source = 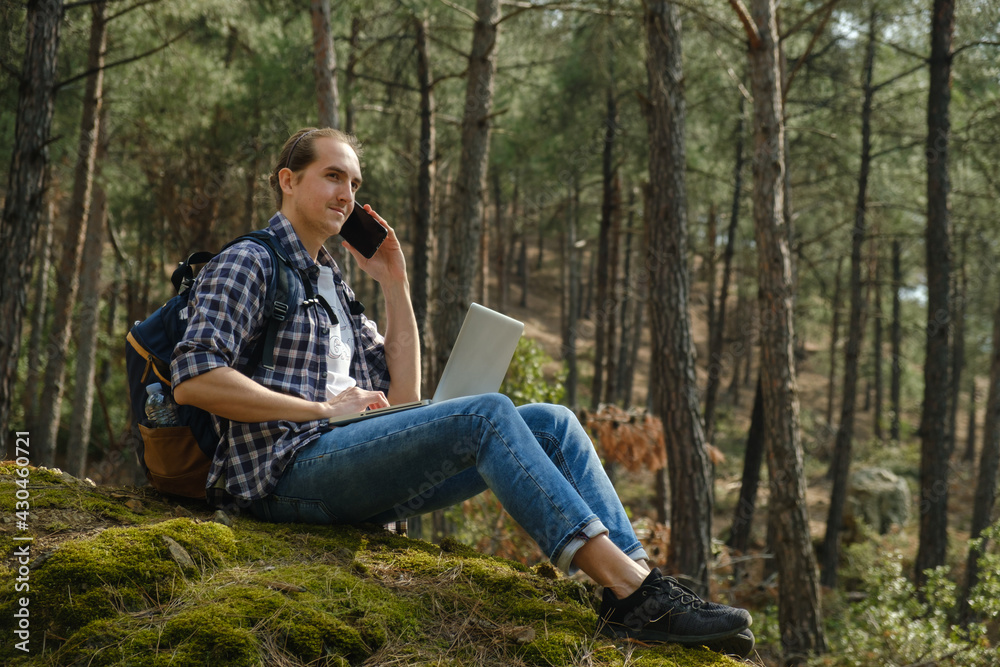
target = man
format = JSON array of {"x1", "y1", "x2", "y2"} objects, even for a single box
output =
[{"x1": 171, "y1": 128, "x2": 754, "y2": 657}]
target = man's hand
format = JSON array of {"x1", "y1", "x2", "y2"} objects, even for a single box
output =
[
  {"x1": 344, "y1": 205, "x2": 407, "y2": 286},
  {"x1": 323, "y1": 386, "x2": 390, "y2": 416}
]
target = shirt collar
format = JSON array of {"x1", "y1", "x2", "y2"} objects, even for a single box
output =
[{"x1": 267, "y1": 211, "x2": 337, "y2": 273}]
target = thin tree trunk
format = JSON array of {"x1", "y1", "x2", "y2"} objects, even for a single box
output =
[
  {"x1": 36, "y1": 1, "x2": 105, "y2": 466},
  {"x1": 706, "y1": 98, "x2": 745, "y2": 442},
  {"x1": 821, "y1": 7, "x2": 876, "y2": 589},
  {"x1": 68, "y1": 95, "x2": 110, "y2": 478},
  {"x1": 518, "y1": 233, "x2": 529, "y2": 308},
  {"x1": 728, "y1": 376, "x2": 764, "y2": 586},
  {"x1": 0, "y1": 0, "x2": 63, "y2": 456},
  {"x1": 310, "y1": 0, "x2": 340, "y2": 129},
  {"x1": 437, "y1": 0, "x2": 500, "y2": 371},
  {"x1": 604, "y1": 176, "x2": 622, "y2": 404},
  {"x1": 413, "y1": 12, "x2": 437, "y2": 396},
  {"x1": 915, "y1": 0, "x2": 955, "y2": 590},
  {"x1": 957, "y1": 298, "x2": 1000, "y2": 623},
  {"x1": 948, "y1": 234, "x2": 967, "y2": 455},
  {"x1": 743, "y1": 0, "x2": 826, "y2": 657},
  {"x1": 827, "y1": 257, "x2": 844, "y2": 425},
  {"x1": 965, "y1": 376, "x2": 978, "y2": 462},
  {"x1": 891, "y1": 240, "x2": 903, "y2": 442},
  {"x1": 873, "y1": 244, "x2": 884, "y2": 440},
  {"x1": 563, "y1": 181, "x2": 580, "y2": 410},
  {"x1": 591, "y1": 78, "x2": 618, "y2": 411},
  {"x1": 493, "y1": 170, "x2": 509, "y2": 313},
  {"x1": 616, "y1": 188, "x2": 636, "y2": 405},
  {"x1": 22, "y1": 194, "x2": 55, "y2": 434},
  {"x1": 345, "y1": 17, "x2": 360, "y2": 134},
  {"x1": 644, "y1": 0, "x2": 712, "y2": 596}
]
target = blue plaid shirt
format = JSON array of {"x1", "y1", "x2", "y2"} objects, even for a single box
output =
[{"x1": 171, "y1": 212, "x2": 391, "y2": 506}]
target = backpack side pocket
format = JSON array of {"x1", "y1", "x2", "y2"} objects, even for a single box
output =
[{"x1": 138, "y1": 424, "x2": 211, "y2": 499}]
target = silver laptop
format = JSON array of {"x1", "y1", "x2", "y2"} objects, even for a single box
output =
[{"x1": 327, "y1": 303, "x2": 524, "y2": 426}]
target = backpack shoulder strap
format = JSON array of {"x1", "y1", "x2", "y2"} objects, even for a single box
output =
[{"x1": 223, "y1": 231, "x2": 302, "y2": 372}]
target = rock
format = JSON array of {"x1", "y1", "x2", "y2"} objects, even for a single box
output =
[
  {"x1": 211, "y1": 509, "x2": 233, "y2": 526},
  {"x1": 846, "y1": 467, "x2": 911, "y2": 535},
  {"x1": 161, "y1": 535, "x2": 196, "y2": 571}
]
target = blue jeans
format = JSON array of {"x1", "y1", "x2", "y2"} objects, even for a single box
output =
[{"x1": 250, "y1": 393, "x2": 647, "y2": 572}]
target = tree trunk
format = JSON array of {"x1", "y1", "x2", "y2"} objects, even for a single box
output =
[
  {"x1": 873, "y1": 244, "x2": 884, "y2": 440},
  {"x1": 22, "y1": 194, "x2": 55, "y2": 434},
  {"x1": 615, "y1": 188, "x2": 637, "y2": 405},
  {"x1": 957, "y1": 298, "x2": 1000, "y2": 624},
  {"x1": 948, "y1": 235, "x2": 967, "y2": 455},
  {"x1": 891, "y1": 240, "x2": 903, "y2": 442},
  {"x1": 436, "y1": 0, "x2": 500, "y2": 370},
  {"x1": 826, "y1": 257, "x2": 844, "y2": 425},
  {"x1": 915, "y1": 0, "x2": 955, "y2": 590},
  {"x1": 0, "y1": 0, "x2": 63, "y2": 456},
  {"x1": 310, "y1": 0, "x2": 340, "y2": 129},
  {"x1": 413, "y1": 13, "x2": 437, "y2": 396},
  {"x1": 68, "y1": 98, "x2": 110, "y2": 478},
  {"x1": 345, "y1": 17, "x2": 360, "y2": 134},
  {"x1": 644, "y1": 0, "x2": 712, "y2": 596},
  {"x1": 728, "y1": 375, "x2": 764, "y2": 584},
  {"x1": 604, "y1": 176, "x2": 622, "y2": 404},
  {"x1": 591, "y1": 79, "x2": 619, "y2": 411},
  {"x1": 744, "y1": 0, "x2": 826, "y2": 658},
  {"x1": 493, "y1": 171, "x2": 509, "y2": 313},
  {"x1": 965, "y1": 375, "x2": 978, "y2": 462},
  {"x1": 36, "y1": 0, "x2": 105, "y2": 466},
  {"x1": 821, "y1": 8, "x2": 876, "y2": 589},
  {"x1": 562, "y1": 181, "x2": 580, "y2": 410},
  {"x1": 706, "y1": 98, "x2": 745, "y2": 442}
]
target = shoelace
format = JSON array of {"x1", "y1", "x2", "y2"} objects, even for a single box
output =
[{"x1": 657, "y1": 576, "x2": 704, "y2": 609}]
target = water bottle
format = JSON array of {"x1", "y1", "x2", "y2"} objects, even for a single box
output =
[{"x1": 145, "y1": 383, "x2": 179, "y2": 426}]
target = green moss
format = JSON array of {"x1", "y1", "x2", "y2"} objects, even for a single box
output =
[{"x1": 0, "y1": 470, "x2": 747, "y2": 667}]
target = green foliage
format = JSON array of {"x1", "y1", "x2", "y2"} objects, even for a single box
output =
[
  {"x1": 808, "y1": 535, "x2": 1000, "y2": 667},
  {"x1": 501, "y1": 337, "x2": 566, "y2": 406}
]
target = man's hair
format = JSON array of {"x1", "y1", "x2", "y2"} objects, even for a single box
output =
[{"x1": 269, "y1": 127, "x2": 364, "y2": 208}]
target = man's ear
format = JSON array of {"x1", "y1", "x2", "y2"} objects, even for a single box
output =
[{"x1": 278, "y1": 167, "x2": 295, "y2": 196}]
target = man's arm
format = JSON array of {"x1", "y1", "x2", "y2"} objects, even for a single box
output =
[
  {"x1": 345, "y1": 205, "x2": 421, "y2": 404},
  {"x1": 173, "y1": 368, "x2": 388, "y2": 422}
]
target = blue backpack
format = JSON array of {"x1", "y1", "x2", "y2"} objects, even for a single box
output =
[{"x1": 125, "y1": 231, "x2": 302, "y2": 499}]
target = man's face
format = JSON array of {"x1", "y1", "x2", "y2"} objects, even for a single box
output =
[{"x1": 282, "y1": 136, "x2": 363, "y2": 240}]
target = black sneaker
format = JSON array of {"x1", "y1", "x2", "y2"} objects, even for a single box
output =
[
  {"x1": 693, "y1": 628, "x2": 755, "y2": 659},
  {"x1": 597, "y1": 568, "x2": 752, "y2": 645}
]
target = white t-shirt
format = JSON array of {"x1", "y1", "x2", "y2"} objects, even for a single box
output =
[{"x1": 317, "y1": 266, "x2": 357, "y2": 397}]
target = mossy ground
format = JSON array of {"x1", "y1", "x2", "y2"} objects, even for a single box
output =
[{"x1": 1, "y1": 464, "x2": 751, "y2": 666}]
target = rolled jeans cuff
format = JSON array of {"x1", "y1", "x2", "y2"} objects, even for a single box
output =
[{"x1": 554, "y1": 518, "x2": 610, "y2": 574}]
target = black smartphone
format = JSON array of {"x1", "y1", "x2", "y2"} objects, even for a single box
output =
[{"x1": 339, "y1": 205, "x2": 388, "y2": 259}]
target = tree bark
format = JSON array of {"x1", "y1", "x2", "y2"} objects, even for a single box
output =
[
  {"x1": 436, "y1": 0, "x2": 500, "y2": 371},
  {"x1": 591, "y1": 78, "x2": 619, "y2": 410},
  {"x1": 37, "y1": 0, "x2": 105, "y2": 466},
  {"x1": 705, "y1": 97, "x2": 745, "y2": 443},
  {"x1": 22, "y1": 194, "x2": 55, "y2": 434},
  {"x1": 873, "y1": 243, "x2": 884, "y2": 440},
  {"x1": 948, "y1": 235, "x2": 967, "y2": 455},
  {"x1": 821, "y1": 8, "x2": 876, "y2": 589},
  {"x1": 891, "y1": 240, "x2": 903, "y2": 442},
  {"x1": 413, "y1": 12, "x2": 437, "y2": 396},
  {"x1": 826, "y1": 256, "x2": 844, "y2": 425},
  {"x1": 310, "y1": 0, "x2": 340, "y2": 129},
  {"x1": 562, "y1": 181, "x2": 580, "y2": 410},
  {"x1": 0, "y1": 0, "x2": 63, "y2": 457},
  {"x1": 744, "y1": 0, "x2": 827, "y2": 658},
  {"x1": 965, "y1": 375, "x2": 978, "y2": 462},
  {"x1": 68, "y1": 93, "x2": 110, "y2": 477},
  {"x1": 915, "y1": 0, "x2": 955, "y2": 590},
  {"x1": 644, "y1": 0, "x2": 712, "y2": 596},
  {"x1": 957, "y1": 297, "x2": 1000, "y2": 623},
  {"x1": 728, "y1": 375, "x2": 764, "y2": 584}
]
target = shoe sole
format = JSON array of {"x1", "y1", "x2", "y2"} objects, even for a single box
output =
[
  {"x1": 685, "y1": 629, "x2": 755, "y2": 659},
  {"x1": 598, "y1": 618, "x2": 751, "y2": 645}
]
